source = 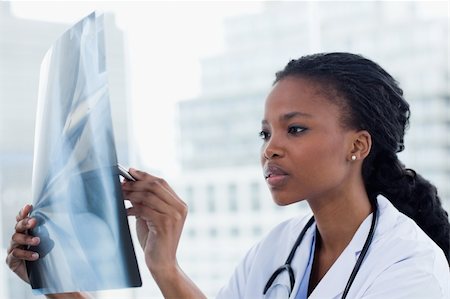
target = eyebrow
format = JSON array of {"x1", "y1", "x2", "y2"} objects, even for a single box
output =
[{"x1": 261, "y1": 111, "x2": 313, "y2": 125}]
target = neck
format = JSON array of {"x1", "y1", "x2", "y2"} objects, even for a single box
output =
[{"x1": 307, "y1": 186, "x2": 373, "y2": 254}]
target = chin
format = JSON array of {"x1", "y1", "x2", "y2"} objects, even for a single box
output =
[
  {"x1": 274, "y1": 200, "x2": 291, "y2": 206},
  {"x1": 271, "y1": 193, "x2": 304, "y2": 206}
]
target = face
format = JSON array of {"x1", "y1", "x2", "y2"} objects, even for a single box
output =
[{"x1": 260, "y1": 77, "x2": 356, "y2": 206}]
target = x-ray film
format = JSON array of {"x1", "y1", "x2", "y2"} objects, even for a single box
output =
[{"x1": 26, "y1": 12, "x2": 142, "y2": 295}]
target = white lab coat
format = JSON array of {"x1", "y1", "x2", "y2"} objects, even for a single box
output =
[{"x1": 216, "y1": 196, "x2": 450, "y2": 299}]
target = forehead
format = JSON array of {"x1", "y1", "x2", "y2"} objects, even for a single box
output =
[{"x1": 264, "y1": 77, "x2": 342, "y2": 122}]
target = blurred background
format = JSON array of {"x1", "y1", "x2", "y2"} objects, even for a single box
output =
[{"x1": 0, "y1": 1, "x2": 448, "y2": 298}]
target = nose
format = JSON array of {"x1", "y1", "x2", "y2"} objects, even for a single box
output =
[{"x1": 262, "y1": 136, "x2": 284, "y2": 160}]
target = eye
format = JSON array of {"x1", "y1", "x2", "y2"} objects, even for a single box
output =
[
  {"x1": 288, "y1": 126, "x2": 307, "y2": 135},
  {"x1": 259, "y1": 130, "x2": 270, "y2": 141}
]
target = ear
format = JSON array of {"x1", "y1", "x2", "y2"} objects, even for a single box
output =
[{"x1": 348, "y1": 130, "x2": 372, "y2": 161}]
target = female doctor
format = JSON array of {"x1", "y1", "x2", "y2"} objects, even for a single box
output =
[{"x1": 7, "y1": 53, "x2": 450, "y2": 299}]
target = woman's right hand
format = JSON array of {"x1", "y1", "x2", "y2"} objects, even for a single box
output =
[{"x1": 5, "y1": 204, "x2": 40, "y2": 283}]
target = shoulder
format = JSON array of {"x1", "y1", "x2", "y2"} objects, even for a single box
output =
[
  {"x1": 234, "y1": 213, "x2": 313, "y2": 266},
  {"x1": 256, "y1": 213, "x2": 313, "y2": 255},
  {"x1": 264, "y1": 213, "x2": 313, "y2": 240},
  {"x1": 215, "y1": 213, "x2": 312, "y2": 299},
  {"x1": 374, "y1": 195, "x2": 447, "y2": 264},
  {"x1": 357, "y1": 196, "x2": 449, "y2": 298}
]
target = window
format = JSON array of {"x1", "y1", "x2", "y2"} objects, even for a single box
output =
[
  {"x1": 206, "y1": 184, "x2": 216, "y2": 213},
  {"x1": 252, "y1": 225, "x2": 262, "y2": 236},
  {"x1": 250, "y1": 182, "x2": 261, "y2": 211},
  {"x1": 209, "y1": 227, "x2": 218, "y2": 238},
  {"x1": 228, "y1": 183, "x2": 238, "y2": 212},
  {"x1": 188, "y1": 228, "x2": 197, "y2": 238},
  {"x1": 230, "y1": 226, "x2": 240, "y2": 237},
  {"x1": 185, "y1": 186, "x2": 194, "y2": 213}
]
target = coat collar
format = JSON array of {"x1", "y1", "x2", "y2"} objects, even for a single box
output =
[
  {"x1": 264, "y1": 221, "x2": 317, "y2": 299},
  {"x1": 289, "y1": 224, "x2": 316, "y2": 298},
  {"x1": 307, "y1": 211, "x2": 374, "y2": 299},
  {"x1": 307, "y1": 196, "x2": 396, "y2": 298},
  {"x1": 293, "y1": 195, "x2": 395, "y2": 299},
  {"x1": 267, "y1": 196, "x2": 395, "y2": 299}
]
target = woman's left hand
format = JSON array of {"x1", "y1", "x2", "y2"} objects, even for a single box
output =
[{"x1": 121, "y1": 169, "x2": 188, "y2": 276}]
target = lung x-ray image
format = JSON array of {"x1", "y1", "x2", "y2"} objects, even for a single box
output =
[{"x1": 26, "y1": 12, "x2": 142, "y2": 295}]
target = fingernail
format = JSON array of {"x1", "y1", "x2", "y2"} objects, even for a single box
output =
[
  {"x1": 32, "y1": 237, "x2": 40, "y2": 244},
  {"x1": 32, "y1": 253, "x2": 39, "y2": 259}
]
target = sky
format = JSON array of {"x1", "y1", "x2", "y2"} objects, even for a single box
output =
[{"x1": 10, "y1": 1, "x2": 263, "y2": 176}]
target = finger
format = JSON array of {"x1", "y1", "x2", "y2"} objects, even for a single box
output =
[
  {"x1": 128, "y1": 168, "x2": 150, "y2": 181},
  {"x1": 11, "y1": 234, "x2": 40, "y2": 248},
  {"x1": 124, "y1": 191, "x2": 172, "y2": 214},
  {"x1": 14, "y1": 217, "x2": 37, "y2": 233},
  {"x1": 123, "y1": 179, "x2": 183, "y2": 208},
  {"x1": 124, "y1": 170, "x2": 187, "y2": 212},
  {"x1": 126, "y1": 205, "x2": 164, "y2": 222},
  {"x1": 7, "y1": 234, "x2": 40, "y2": 255},
  {"x1": 7, "y1": 248, "x2": 39, "y2": 262},
  {"x1": 127, "y1": 201, "x2": 186, "y2": 224},
  {"x1": 16, "y1": 204, "x2": 32, "y2": 222},
  {"x1": 128, "y1": 169, "x2": 177, "y2": 197}
]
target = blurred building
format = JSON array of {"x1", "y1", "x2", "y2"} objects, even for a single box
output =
[
  {"x1": 1, "y1": 2, "x2": 448, "y2": 299},
  {"x1": 177, "y1": 2, "x2": 449, "y2": 297},
  {"x1": 0, "y1": 3, "x2": 131, "y2": 298}
]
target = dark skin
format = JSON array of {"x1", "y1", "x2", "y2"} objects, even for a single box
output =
[
  {"x1": 6, "y1": 171, "x2": 206, "y2": 299},
  {"x1": 261, "y1": 77, "x2": 372, "y2": 293},
  {"x1": 6, "y1": 204, "x2": 89, "y2": 299},
  {"x1": 7, "y1": 76, "x2": 372, "y2": 298},
  {"x1": 6, "y1": 173, "x2": 204, "y2": 299}
]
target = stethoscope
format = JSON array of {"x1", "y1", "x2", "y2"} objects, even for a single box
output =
[{"x1": 263, "y1": 200, "x2": 378, "y2": 298}]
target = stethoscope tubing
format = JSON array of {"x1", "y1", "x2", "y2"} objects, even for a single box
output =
[
  {"x1": 341, "y1": 201, "x2": 378, "y2": 298},
  {"x1": 263, "y1": 200, "x2": 378, "y2": 298},
  {"x1": 263, "y1": 217, "x2": 315, "y2": 295}
]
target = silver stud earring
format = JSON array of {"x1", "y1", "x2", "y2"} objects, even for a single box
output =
[{"x1": 351, "y1": 155, "x2": 357, "y2": 161}]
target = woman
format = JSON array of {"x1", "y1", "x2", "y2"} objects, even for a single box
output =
[{"x1": 6, "y1": 53, "x2": 450, "y2": 298}]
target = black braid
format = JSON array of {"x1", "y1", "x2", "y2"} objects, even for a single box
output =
[{"x1": 275, "y1": 52, "x2": 450, "y2": 262}]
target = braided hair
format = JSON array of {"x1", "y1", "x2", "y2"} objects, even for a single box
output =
[{"x1": 275, "y1": 52, "x2": 450, "y2": 262}]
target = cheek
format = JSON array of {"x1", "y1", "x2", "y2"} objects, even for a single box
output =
[
  {"x1": 314, "y1": 139, "x2": 349, "y2": 183},
  {"x1": 294, "y1": 136, "x2": 348, "y2": 184}
]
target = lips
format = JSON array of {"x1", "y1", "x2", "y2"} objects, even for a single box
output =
[{"x1": 264, "y1": 164, "x2": 289, "y2": 188}]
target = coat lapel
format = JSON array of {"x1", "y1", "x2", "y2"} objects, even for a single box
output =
[
  {"x1": 288, "y1": 225, "x2": 316, "y2": 298},
  {"x1": 263, "y1": 217, "x2": 317, "y2": 299},
  {"x1": 308, "y1": 213, "x2": 374, "y2": 299}
]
